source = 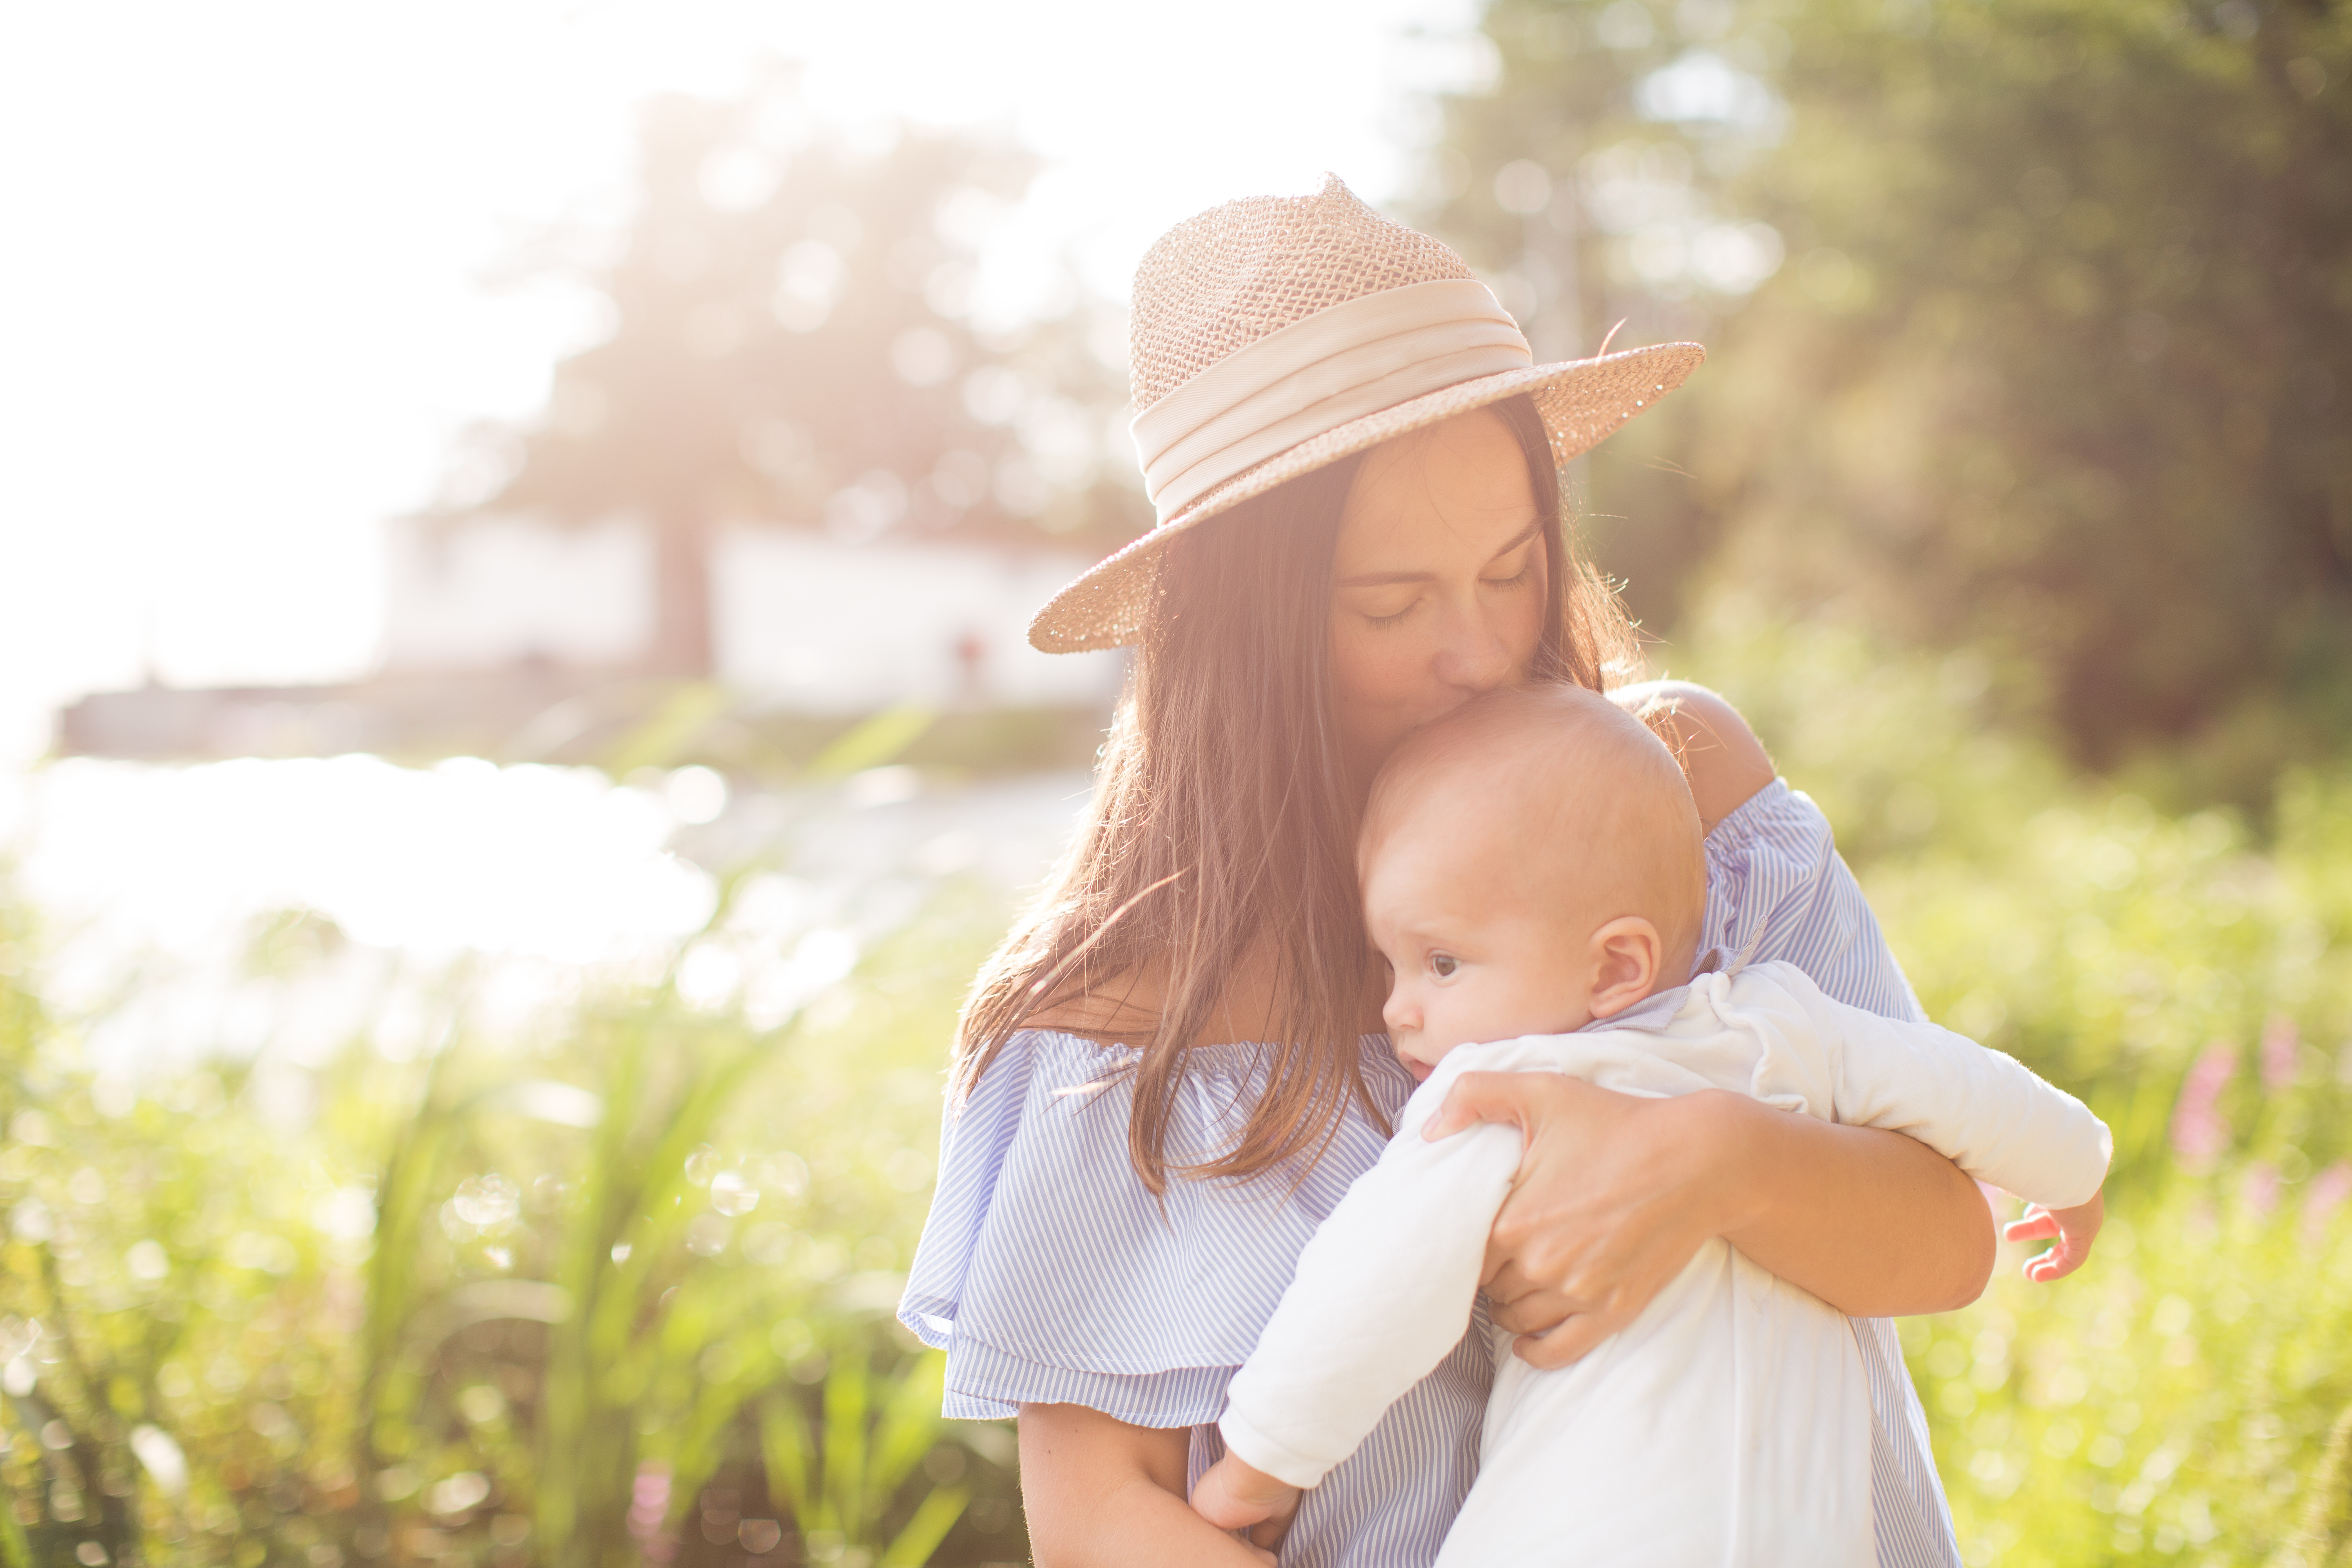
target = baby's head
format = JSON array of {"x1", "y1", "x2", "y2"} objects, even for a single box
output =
[{"x1": 1360, "y1": 684, "x2": 1706, "y2": 1079}]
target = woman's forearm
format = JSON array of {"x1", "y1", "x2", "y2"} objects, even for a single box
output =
[
  {"x1": 1705, "y1": 1090, "x2": 1996, "y2": 1316},
  {"x1": 1020, "y1": 1403, "x2": 1274, "y2": 1568}
]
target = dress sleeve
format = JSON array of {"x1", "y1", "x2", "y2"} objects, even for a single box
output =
[
  {"x1": 898, "y1": 1028, "x2": 1403, "y2": 1427},
  {"x1": 1703, "y1": 780, "x2": 1926, "y2": 1024}
]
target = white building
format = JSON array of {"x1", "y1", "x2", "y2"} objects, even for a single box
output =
[{"x1": 383, "y1": 514, "x2": 1125, "y2": 710}]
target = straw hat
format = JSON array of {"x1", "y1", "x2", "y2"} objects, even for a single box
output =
[{"x1": 1028, "y1": 174, "x2": 1706, "y2": 654}]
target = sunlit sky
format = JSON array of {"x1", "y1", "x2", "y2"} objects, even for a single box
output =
[{"x1": 0, "y1": 0, "x2": 1484, "y2": 765}]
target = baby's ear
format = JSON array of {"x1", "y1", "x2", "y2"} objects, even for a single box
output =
[{"x1": 1586, "y1": 917, "x2": 1664, "y2": 1019}]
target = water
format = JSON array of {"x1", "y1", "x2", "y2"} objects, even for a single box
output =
[{"x1": 3, "y1": 755, "x2": 1091, "y2": 1075}]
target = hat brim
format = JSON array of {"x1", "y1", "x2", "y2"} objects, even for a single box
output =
[{"x1": 1028, "y1": 340, "x2": 1706, "y2": 653}]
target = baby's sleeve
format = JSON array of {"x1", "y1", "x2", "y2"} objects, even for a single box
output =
[
  {"x1": 1742, "y1": 964, "x2": 2111, "y2": 1209},
  {"x1": 1217, "y1": 1062, "x2": 1525, "y2": 1489}
]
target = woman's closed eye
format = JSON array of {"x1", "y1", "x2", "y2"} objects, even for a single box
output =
[{"x1": 1481, "y1": 540, "x2": 1540, "y2": 591}]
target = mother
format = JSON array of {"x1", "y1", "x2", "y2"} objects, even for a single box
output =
[{"x1": 900, "y1": 178, "x2": 1989, "y2": 1567}]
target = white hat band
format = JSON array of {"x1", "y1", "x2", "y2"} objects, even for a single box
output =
[{"x1": 1130, "y1": 278, "x2": 1532, "y2": 521}]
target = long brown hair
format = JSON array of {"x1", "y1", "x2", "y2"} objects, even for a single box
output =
[{"x1": 952, "y1": 395, "x2": 1641, "y2": 1190}]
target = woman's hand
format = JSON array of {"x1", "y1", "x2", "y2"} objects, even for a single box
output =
[
  {"x1": 1424, "y1": 1075, "x2": 1996, "y2": 1367},
  {"x1": 1019, "y1": 1403, "x2": 1286, "y2": 1568},
  {"x1": 2005, "y1": 1189, "x2": 2104, "y2": 1281},
  {"x1": 1423, "y1": 1074, "x2": 1742, "y2": 1367}
]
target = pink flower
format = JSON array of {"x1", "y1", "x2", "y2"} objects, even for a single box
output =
[
  {"x1": 2304, "y1": 1161, "x2": 2352, "y2": 1244},
  {"x1": 2169, "y1": 1042, "x2": 2238, "y2": 1172},
  {"x1": 2242, "y1": 1161, "x2": 2279, "y2": 1216},
  {"x1": 629, "y1": 1462, "x2": 672, "y2": 1541},
  {"x1": 2262, "y1": 1014, "x2": 2300, "y2": 1091}
]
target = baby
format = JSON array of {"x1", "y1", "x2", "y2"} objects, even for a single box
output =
[{"x1": 1189, "y1": 684, "x2": 2110, "y2": 1566}]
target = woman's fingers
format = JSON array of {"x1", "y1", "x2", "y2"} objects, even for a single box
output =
[
  {"x1": 1513, "y1": 1308, "x2": 1631, "y2": 1370},
  {"x1": 1483, "y1": 1262, "x2": 1619, "y2": 1339},
  {"x1": 1483, "y1": 1279, "x2": 1572, "y2": 1337},
  {"x1": 1448, "y1": 1074, "x2": 1736, "y2": 1369}
]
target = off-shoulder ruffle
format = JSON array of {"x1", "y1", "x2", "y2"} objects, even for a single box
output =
[
  {"x1": 900, "y1": 1028, "x2": 1419, "y2": 1423},
  {"x1": 1702, "y1": 779, "x2": 1926, "y2": 1023}
]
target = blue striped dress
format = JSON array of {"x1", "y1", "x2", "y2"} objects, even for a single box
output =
[{"x1": 900, "y1": 779, "x2": 1963, "y2": 1568}]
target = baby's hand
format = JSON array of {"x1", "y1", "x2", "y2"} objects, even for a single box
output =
[
  {"x1": 2004, "y1": 1189, "x2": 2104, "y2": 1282},
  {"x1": 1192, "y1": 1452, "x2": 1301, "y2": 1537}
]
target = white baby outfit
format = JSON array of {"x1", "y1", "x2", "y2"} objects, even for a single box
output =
[{"x1": 1215, "y1": 958, "x2": 2111, "y2": 1568}]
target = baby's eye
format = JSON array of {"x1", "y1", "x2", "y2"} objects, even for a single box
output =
[{"x1": 1429, "y1": 953, "x2": 1460, "y2": 979}]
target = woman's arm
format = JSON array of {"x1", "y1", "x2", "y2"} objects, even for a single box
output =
[
  {"x1": 1019, "y1": 1403, "x2": 1284, "y2": 1568},
  {"x1": 1424, "y1": 1076, "x2": 1993, "y2": 1366}
]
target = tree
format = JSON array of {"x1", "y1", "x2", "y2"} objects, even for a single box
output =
[
  {"x1": 463, "y1": 70, "x2": 1143, "y2": 678},
  {"x1": 1427, "y1": 0, "x2": 2351, "y2": 782}
]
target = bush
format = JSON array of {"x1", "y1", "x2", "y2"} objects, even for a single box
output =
[
  {"x1": 0, "y1": 846, "x2": 1029, "y2": 1567},
  {"x1": 1674, "y1": 603, "x2": 2352, "y2": 1564}
]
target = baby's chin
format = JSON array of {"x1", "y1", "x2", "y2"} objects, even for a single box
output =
[
  {"x1": 1399, "y1": 1041, "x2": 1479, "y2": 1081},
  {"x1": 1400, "y1": 1021, "x2": 1574, "y2": 1078}
]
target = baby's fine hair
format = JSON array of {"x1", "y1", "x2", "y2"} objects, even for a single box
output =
[{"x1": 1363, "y1": 683, "x2": 1707, "y2": 970}]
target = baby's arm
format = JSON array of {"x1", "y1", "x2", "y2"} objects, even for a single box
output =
[
  {"x1": 1749, "y1": 966, "x2": 2110, "y2": 1242},
  {"x1": 2002, "y1": 1192, "x2": 2105, "y2": 1281},
  {"x1": 1191, "y1": 1451, "x2": 1300, "y2": 1535},
  {"x1": 1197, "y1": 1065, "x2": 1525, "y2": 1518}
]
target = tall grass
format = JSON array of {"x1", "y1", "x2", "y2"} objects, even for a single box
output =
[
  {"x1": 0, "y1": 842, "x2": 1028, "y2": 1566},
  {"x1": 4, "y1": 610, "x2": 2352, "y2": 1564}
]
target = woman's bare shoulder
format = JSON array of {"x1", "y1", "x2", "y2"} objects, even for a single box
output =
[
  {"x1": 1020, "y1": 964, "x2": 1165, "y2": 1042},
  {"x1": 1018, "y1": 943, "x2": 1323, "y2": 1045},
  {"x1": 1610, "y1": 679, "x2": 1777, "y2": 833}
]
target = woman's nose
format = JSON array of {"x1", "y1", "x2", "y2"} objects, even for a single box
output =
[{"x1": 1430, "y1": 603, "x2": 1516, "y2": 692}]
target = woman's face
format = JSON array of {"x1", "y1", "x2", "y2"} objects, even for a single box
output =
[{"x1": 1327, "y1": 408, "x2": 1547, "y2": 787}]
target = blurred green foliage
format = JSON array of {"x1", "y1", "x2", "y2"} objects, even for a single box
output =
[
  {"x1": 1904, "y1": 1171, "x2": 2352, "y2": 1566},
  {"x1": 0, "y1": 864, "x2": 1028, "y2": 1567},
  {"x1": 9, "y1": 609, "x2": 2352, "y2": 1564},
  {"x1": 1429, "y1": 0, "x2": 2350, "y2": 797},
  {"x1": 1671, "y1": 605, "x2": 2352, "y2": 1566}
]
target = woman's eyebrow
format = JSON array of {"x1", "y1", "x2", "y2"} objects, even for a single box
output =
[
  {"x1": 1335, "y1": 521, "x2": 1544, "y2": 588},
  {"x1": 1486, "y1": 520, "x2": 1545, "y2": 562}
]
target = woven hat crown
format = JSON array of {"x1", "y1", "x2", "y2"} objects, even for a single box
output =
[
  {"x1": 1028, "y1": 176, "x2": 1703, "y2": 655},
  {"x1": 1129, "y1": 174, "x2": 1480, "y2": 413}
]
